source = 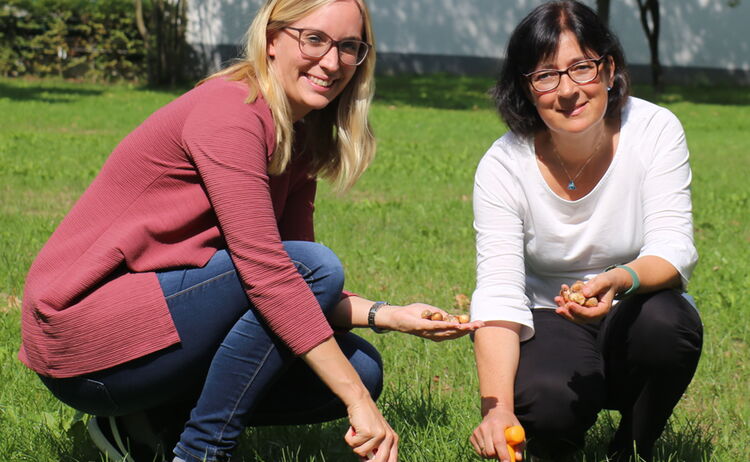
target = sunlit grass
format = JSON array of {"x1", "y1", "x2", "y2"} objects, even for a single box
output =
[{"x1": 1, "y1": 76, "x2": 748, "y2": 461}]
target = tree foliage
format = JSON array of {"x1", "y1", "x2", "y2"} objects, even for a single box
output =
[
  {"x1": 0, "y1": 0, "x2": 146, "y2": 81},
  {"x1": 134, "y1": 0, "x2": 189, "y2": 86},
  {"x1": 0, "y1": 0, "x2": 189, "y2": 84}
]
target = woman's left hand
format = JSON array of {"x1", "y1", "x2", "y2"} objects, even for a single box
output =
[
  {"x1": 377, "y1": 303, "x2": 484, "y2": 341},
  {"x1": 554, "y1": 272, "x2": 620, "y2": 323}
]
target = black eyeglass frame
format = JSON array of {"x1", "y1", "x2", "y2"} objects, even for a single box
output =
[
  {"x1": 523, "y1": 56, "x2": 607, "y2": 93},
  {"x1": 283, "y1": 26, "x2": 371, "y2": 66}
]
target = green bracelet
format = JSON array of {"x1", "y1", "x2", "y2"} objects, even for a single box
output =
[{"x1": 605, "y1": 264, "x2": 640, "y2": 299}]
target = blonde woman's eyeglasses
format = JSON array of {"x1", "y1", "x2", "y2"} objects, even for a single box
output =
[{"x1": 284, "y1": 27, "x2": 371, "y2": 66}]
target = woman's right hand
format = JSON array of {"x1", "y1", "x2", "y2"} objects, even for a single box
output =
[
  {"x1": 470, "y1": 407, "x2": 524, "y2": 461},
  {"x1": 300, "y1": 337, "x2": 397, "y2": 461},
  {"x1": 378, "y1": 303, "x2": 484, "y2": 341},
  {"x1": 344, "y1": 396, "x2": 398, "y2": 461},
  {"x1": 554, "y1": 272, "x2": 620, "y2": 323}
]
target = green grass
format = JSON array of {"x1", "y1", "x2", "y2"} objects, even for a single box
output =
[{"x1": 1, "y1": 75, "x2": 748, "y2": 462}]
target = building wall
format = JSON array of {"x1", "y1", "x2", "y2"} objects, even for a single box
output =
[{"x1": 187, "y1": 0, "x2": 750, "y2": 84}]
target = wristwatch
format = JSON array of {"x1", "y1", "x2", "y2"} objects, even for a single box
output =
[{"x1": 367, "y1": 301, "x2": 389, "y2": 333}]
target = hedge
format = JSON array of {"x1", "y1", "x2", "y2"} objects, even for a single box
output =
[{"x1": 1, "y1": 0, "x2": 147, "y2": 81}]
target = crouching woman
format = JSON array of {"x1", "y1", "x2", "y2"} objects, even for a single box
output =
[{"x1": 18, "y1": 1, "x2": 481, "y2": 461}]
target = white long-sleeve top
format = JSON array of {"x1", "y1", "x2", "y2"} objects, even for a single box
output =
[{"x1": 470, "y1": 97, "x2": 698, "y2": 341}]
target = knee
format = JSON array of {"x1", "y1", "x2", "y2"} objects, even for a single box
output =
[
  {"x1": 283, "y1": 241, "x2": 345, "y2": 314},
  {"x1": 516, "y1": 373, "x2": 603, "y2": 438},
  {"x1": 629, "y1": 291, "x2": 703, "y2": 368},
  {"x1": 359, "y1": 357, "x2": 384, "y2": 402},
  {"x1": 339, "y1": 333, "x2": 383, "y2": 401},
  {"x1": 311, "y1": 244, "x2": 345, "y2": 315},
  {"x1": 356, "y1": 344, "x2": 384, "y2": 402}
]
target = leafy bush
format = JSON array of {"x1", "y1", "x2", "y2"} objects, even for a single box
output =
[{"x1": 0, "y1": 0, "x2": 146, "y2": 81}]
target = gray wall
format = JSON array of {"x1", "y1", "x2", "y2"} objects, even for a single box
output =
[{"x1": 187, "y1": 0, "x2": 750, "y2": 84}]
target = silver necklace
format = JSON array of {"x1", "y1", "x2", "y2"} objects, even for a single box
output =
[{"x1": 549, "y1": 132, "x2": 605, "y2": 191}]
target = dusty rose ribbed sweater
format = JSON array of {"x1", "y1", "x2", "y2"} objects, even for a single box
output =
[{"x1": 19, "y1": 78, "x2": 334, "y2": 378}]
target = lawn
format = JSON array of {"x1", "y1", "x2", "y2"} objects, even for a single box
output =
[{"x1": 0, "y1": 75, "x2": 748, "y2": 462}]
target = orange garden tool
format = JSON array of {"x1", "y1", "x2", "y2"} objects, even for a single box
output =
[{"x1": 505, "y1": 425, "x2": 526, "y2": 462}]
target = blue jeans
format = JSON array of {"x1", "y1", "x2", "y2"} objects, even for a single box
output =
[{"x1": 40, "y1": 241, "x2": 383, "y2": 462}]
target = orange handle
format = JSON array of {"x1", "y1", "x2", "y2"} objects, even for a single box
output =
[{"x1": 504, "y1": 426, "x2": 525, "y2": 462}]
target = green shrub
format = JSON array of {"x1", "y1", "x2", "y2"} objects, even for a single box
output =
[{"x1": 0, "y1": 0, "x2": 146, "y2": 81}]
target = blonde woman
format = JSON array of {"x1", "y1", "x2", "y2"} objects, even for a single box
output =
[{"x1": 19, "y1": 1, "x2": 482, "y2": 461}]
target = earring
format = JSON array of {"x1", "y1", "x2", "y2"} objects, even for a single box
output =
[{"x1": 607, "y1": 86, "x2": 612, "y2": 92}]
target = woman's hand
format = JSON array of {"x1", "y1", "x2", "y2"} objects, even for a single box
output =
[
  {"x1": 554, "y1": 271, "x2": 626, "y2": 323},
  {"x1": 301, "y1": 337, "x2": 398, "y2": 461},
  {"x1": 344, "y1": 395, "x2": 398, "y2": 462},
  {"x1": 470, "y1": 407, "x2": 524, "y2": 461},
  {"x1": 377, "y1": 303, "x2": 484, "y2": 341}
]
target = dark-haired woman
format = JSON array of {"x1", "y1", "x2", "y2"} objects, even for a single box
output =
[{"x1": 468, "y1": 1, "x2": 702, "y2": 461}]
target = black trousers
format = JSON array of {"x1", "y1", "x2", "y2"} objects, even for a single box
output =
[{"x1": 514, "y1": 290, "x2": 703, "y2": 461}]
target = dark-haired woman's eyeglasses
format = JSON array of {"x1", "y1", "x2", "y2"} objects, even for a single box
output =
[
  {"x1": 524, "y1": 56, "x2": 606, "y2": 93},
  {"x1": 284, "y1": 27, "x2": 371, "y2": 66}
]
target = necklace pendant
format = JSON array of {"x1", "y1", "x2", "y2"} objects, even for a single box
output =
[{"x1": 567, "y1": 181, "x2": 576, "y2": 190}]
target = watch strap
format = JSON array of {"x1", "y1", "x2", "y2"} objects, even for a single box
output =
[{"x1": 368, "y1": 301, "x2": 389, "y2": 333}]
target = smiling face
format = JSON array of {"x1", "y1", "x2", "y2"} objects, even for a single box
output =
[
  {"x1": 267, "y1": 0, "x2": 364, "y2": 121},
  {"x1": 528, "y1": 30, "x2": 614, "y2": 137}
]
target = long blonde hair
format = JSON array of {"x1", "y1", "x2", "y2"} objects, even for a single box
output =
[{"x1": 204, "y1": 0, "x2": 376, "y2": 192}]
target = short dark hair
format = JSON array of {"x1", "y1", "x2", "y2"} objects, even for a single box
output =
[{"x1": 491, "y1": 0, "x2": 630, "y2": 137}]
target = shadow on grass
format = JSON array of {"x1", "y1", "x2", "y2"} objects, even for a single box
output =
[
  {"x1": 374, "y1": 73, "x2": 496, "y2": 111},
  {"x1": 579, "y1": 412, "x2": 715, "y2": 462},
  {"x1": 51, "y1": 418, "x2": 102, "y2": 462},
  {"x1": 4, "y1": 75, "x2": 745, "y2": 110},
  {"x1": 373, "y1": 75, "x2": 750, "y2": 110},
  {"x1": 132, "y1": 82, "x2": 192, "y2": 96},
  {"x1": 239, "y1": 420, "x2": 353, "y2": 462},
  {"x1": 55, "y1": 414, "x2": 349, "y2": 462},
  {"x1": 384, "y1": 384, "x2": 454, "y2": 428},
  {"x1": 0, "y1": 81, "x2": 104, "y2": 103},
  {"x1": 651, "y1": 418, "x2": 715, "y2": 462},
  {"x1": 373, "y1": 75, "x2": 750, "y2": 111},
  {"x1": 632, "y1": 84, "x2": 750, "y2": 107},
  {"x1": 232, "y1": 382, "x2": 456, "y2": 460}
]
